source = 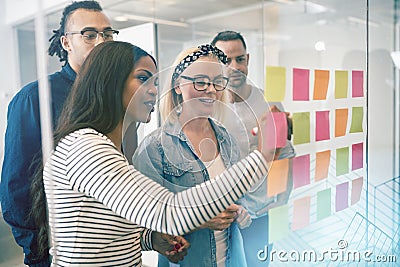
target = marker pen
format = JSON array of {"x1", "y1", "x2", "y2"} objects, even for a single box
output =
[{"x1": 251, "y1": 127, "x2": 258, "y2": 136}]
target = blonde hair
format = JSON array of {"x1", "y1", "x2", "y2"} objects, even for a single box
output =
[{"x1": 160, "y1": 46, "x2": 229, "y2": 123}]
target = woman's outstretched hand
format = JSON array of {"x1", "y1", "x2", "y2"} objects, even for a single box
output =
[{"x1": 257, "y1": 111, "x2": 278, "y2": 163}]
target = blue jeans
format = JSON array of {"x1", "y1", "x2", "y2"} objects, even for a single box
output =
[{"x1": 240, "y1": 215, "x2": 272, "y2": 266}]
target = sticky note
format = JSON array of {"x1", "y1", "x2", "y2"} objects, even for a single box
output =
[
  {"x1": 269, "y1": 204, "x2": 289, "y2": 242},
  {"x1": 292, "y1": 154, "x2": 310, "y2": 189},
  {"x1": 352, "y1": 70, "x2": 364, "y2": 97},
  {"x1": 336, "y1": 147, "x2": 349, "y2": 176},
  {"x1": 293, "y1": 68, "x2": 310, "y2": 101},
  {"x1": 265, "y1": 66, "x2": 286, "y2": 102},
  {"x1": 317, "y1": 188, "x2": 331, "y2": 221},
  {"x1": 335, "y1": 70, "x2": 348, "y2": 99},
  {"x1": 316, "y1": 110, "x2": 330, "y2": 141},
  {"x1": 352, "y1": 142, "x2": 363, "y2": 170},
  {"x1": 351, "y1": 177, "x2": 363, "y2": 205},
  {"x1": 350, "y1": 106, "x2": 363, "y2": 133},
  {"x1": 293, "y1": 112, "x2": 310, "y2": 145},
  {"x1": 267, "y1": 158, "x2": 289, "y2": 197},
  {"x1": 265, "y1": 112, "x2": 288, "y2": 148},
  {"x1": 315, "y1": 150, "x2": 330, "y2": 181},
  {"x1": 313, "y1": 69, "x2": 330, "y2": 100},
  {"x1": 335, "y1": 108, "x2": 348, "y2": 137},
  {"x1": 292, "y1": 196, "x2": 311, "y2": 231},
  {"x1": 335, "y1": 182, "x2": 349, "y2": 212}
]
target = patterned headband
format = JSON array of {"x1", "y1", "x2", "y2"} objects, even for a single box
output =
[{"x1": 171, "y1": 44, "x2": 228, "y2": 85}]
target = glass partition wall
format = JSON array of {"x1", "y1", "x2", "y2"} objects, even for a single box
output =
[{"x1": 10, "y1": 0, "x2": 399, "y2": 266}]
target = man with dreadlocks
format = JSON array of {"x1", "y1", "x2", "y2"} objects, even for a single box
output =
[{"x1": 0, "y1": 1, "x2": 116, "y2": 266}]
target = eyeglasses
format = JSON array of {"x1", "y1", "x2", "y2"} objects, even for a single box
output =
[
  {"x1": 65, "y1": 29, "x2": 119, "y2": 44},
  {"x1": 180, "y1": 75, "x2": 229, "y2": 91}
]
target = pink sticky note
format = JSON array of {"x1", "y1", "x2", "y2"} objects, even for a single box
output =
[
  {"x1": 293, "y1": 68, "x2": 310, "y2": 101},
  {"x1": 352, "y1": 142, "x2": 363, "y2": 170},
  {"x1": 292, "y1": 196, "x2": 311, "y2": 231},
  {"x1": 265, "y1": 112, "x2": 288, "y2": 149},
  {"x1": 335, "y1": 182, "x2": 349, "y2": 212},
  {"x1": 351, "y1": 177, "x2": 363, "y2": 205},
  {"x1": 316, "y1": 111, "x2": 330, "y2": 141},
  {"x1": 352, "y1": 70, "x2": 364, "y2": 98},
  {"x1": 292, "y1": 154, "x2": 310, "y2": 189}
]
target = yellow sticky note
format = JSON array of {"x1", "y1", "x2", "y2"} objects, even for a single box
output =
[
  {"x1": 350, "y1": 106, "x2": 364, "y2": 133},
  {"x1": 265, "y1": 66, "x2": 286, "y2": 102},
  {"x1": 293, "y1": 112, "x2": 310, "y2": 145},
  {"x1": 336, "y1": 147, "x2": 349, "y2": 176},
  {"x1": 269, "y1": 204, "x2": 289, "y2": 242},
  {"x1": 317, "y1": 188, "x2": 331, "y2": 221},
  {"x1": 267, "y1": 158, "x2": 289, "y2": 197},
  {"x1": 335, "y1": 70, "x2": 348, "y2": 99}
]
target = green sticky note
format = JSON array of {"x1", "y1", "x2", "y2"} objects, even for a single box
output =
[
  {"x1": 336, "y1": 147, "x2": 349, "y2": 176},
  {"x1": 292, "y1": 112, "x2": 310, "y2": 145},
  {"x1": 317, "y1": 188, "x2": 331, "y2": 221},
  {"x1": 335, "y1": 70, "x2": 348, "y2": 99},
  {"x1": 350, "y1": 106, "x2": 364, "y2": 133},
  {"x1": 268, "y1": 204, "x2": 289, "y2": 242},
  {"x1": 265, "y1": 66, "x2": 286, "y2": 102}
]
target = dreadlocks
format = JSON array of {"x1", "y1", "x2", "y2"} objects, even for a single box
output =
[{"x1": 48, "y1": 1, "x2": 102, "y2": 63}]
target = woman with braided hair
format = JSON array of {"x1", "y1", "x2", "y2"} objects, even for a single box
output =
[{"x1": 1, "y1": 1, "x2": 116, "y2": 266}]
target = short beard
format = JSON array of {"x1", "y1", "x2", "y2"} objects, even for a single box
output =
[{"x1": 229, "y1": 75, "x2": 247, "y2": 89}]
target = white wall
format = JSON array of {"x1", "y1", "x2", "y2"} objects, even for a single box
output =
[{"x1": 5, "y1": 0, "x2": 67, "y2": 25}]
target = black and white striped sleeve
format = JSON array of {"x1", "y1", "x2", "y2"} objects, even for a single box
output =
[{"x1": 65, "y1": 133, "x2": 268, "y2": 236}]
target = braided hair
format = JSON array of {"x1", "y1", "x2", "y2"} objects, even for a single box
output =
[{"x1": 48, "y1": 1, "x2": 103, "y2": 63}]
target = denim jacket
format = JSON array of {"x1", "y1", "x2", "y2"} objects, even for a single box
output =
[{"x1": 133, "y1": 117, "x2": 247, "y2": 267}]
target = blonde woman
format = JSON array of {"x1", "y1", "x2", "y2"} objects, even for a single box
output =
[{"x1": 133, "y1": 44, "x2": 251, "y2": 267}]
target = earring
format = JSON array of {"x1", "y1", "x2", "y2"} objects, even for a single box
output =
[{"x1": 175, "y1": 103, "x2": 182, "y2": 115}]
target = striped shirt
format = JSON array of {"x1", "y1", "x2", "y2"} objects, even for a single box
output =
[{"x1": 43, "y1": 128, "x2": 268, "y2": 266}]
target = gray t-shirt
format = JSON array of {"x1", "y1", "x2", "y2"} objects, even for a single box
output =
[{"x1": 222, "y1": 86, "x2": 295, "y2": 217}]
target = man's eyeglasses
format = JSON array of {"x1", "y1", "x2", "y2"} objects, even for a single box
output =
[
  {"x1": 180, "y1": 75, "x2": 229, "y2": 91},
  {"x1": 65, "y1": 29, "x2": 119, "y2": 44}
]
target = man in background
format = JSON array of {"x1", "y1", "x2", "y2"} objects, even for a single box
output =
[
  {"x1": 212, "y1": 30, "x2": 295, "y2": 266},
  {"x1": 0, "y1": 1, "x2": 116, "y2": 265}
]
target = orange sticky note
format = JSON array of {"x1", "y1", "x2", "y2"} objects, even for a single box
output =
[
  {"x1": 351, "y1": 177, "x2": 363, "y2": 205},
  {"x1": 267, "y1": 158, "x2": 289, "y2": 197},
  {"x1": 315, "y1": 150, "x2": 330, "y2": 181},
  {"x1": 292, "y1": 196, "x2": 311, "y2": 231},
  {"x1": 335, "y1": 108, "x2": 348, "y2": 137},
  {"x1": 313, "y1": 69, "x2": 330, "y2": 100}
]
